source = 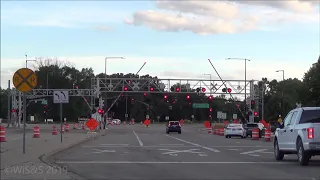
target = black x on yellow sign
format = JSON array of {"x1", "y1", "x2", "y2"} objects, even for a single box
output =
[{"x1": 13, "y1": 68, "x2": 38, "y2": 92}]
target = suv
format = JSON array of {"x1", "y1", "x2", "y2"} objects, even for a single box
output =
[
  {"x1": 274, "y1": 107, "x2": 320, "y2": 166},
  {"x1": 244, "y1": 123, "x2": 263, "y2": 138},
  {"x1": 166, "y1": 121, "x2": 181, "y2": 134}
]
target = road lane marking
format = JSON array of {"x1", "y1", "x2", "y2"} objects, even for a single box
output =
[
  {"x1": 227, "y1": 149, "x2": 239, "y2": 151},
  {"x1": 240, "y1": 149, "x2": 268, "y2": 156},
  {"x1": 209, "y1": 146, "x2": 271, "y2": 148},
  {"x1": 100, "y1": 144, "x2": 129, "y2": 146},
  {"x1": 159, "y1": 149, "x2": 205, "y2": 155},
  {"x1": 82, "y1": 145, "x2": 197, "y2": 148},
  {"x1": 56, "y1": 161, "x2": 292, "y2": 164},
  {"x1": 165, "y1": 135, "x2": 220, "y2": 152},
  {"x1": 92, "y1": 149, "x2": 116, "y2": 153},
  {"x1": 133, "y1": 130, "x2": 143, "y2": 147},
  {"x1": 159, "y1": 144, "x2": 184, "y2": 146}
]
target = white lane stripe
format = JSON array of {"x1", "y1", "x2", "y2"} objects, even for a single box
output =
[
  {"x1": 240, "y1": 149, "x2": 268, "y2": 155},
  {"x1": 165, "y1": 135, "x2": 220, "y2": 152},
  {"x1": 159, "y1": 144, "x2": 184, "y2": 146},
  {"x1": 209, "y1": 146, "x2": 272, "y2": 148},
  {"x1": 56, "y1": 161, "x2": 292, "y2": 164},
  {"x1": 100, "y1": 144, "x2": 129, "y2": 146},
  {"x1": 133, "y1": 130, "x2": 143, "y2": 147},
  {"x1": 82, "y1": 145, "x2": 197, "y2": 148}
]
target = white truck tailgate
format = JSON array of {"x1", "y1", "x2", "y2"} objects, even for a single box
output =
[{"x1": 312, "y1": 123, "x2": 320, "y2": 140}]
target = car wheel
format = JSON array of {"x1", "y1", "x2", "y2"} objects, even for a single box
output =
[
  {"x1": 225, "y1": 135, "x2": 228, "y2": 138},
  {"x1": 178, "y1": 131, "x2": 181, "y2": 134},
  {"x1": 297, "y1": 138, "x2": 310, "y2": 166},
  {"x1": 274, "y1": 139, "x2": 284, "y2": 161}
]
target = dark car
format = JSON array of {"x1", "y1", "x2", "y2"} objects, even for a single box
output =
[
  {"x1": 244, "y1": 123, "x2": 262, "y2": 138},
  {"x1": 166, "y1": 121, "x2": 181, "y2": 134}
]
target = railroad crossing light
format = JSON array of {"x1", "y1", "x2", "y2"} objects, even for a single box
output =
[
  {"x1": 186, "y1": 95, "x2": 190, "y2": 100},
  {"x1": 75, "y1": 85, "x2": 79, "y2": 89},
  {"x1": 127, "y1": 80, "x2": 131, "y2": 84},
  {"x1": 196, "y1": 88, "x2": 200, "y2": 92},
  {"x1": 131, "y1": 98, "x2": 135, "y2": 104},
  {"x1": 201, "y1": 88, "x2": 206, "y2": 92},
  {"x1": 11, "y1": 109, "x2": 15, "y2": 113},
  {"x1": 209, "y1": 108, "x2": 212, "y2": 112},
  {"x1": 236, "y1": 104, "x2": 240, "y2": 108},
  {"x1": 170, "y1": 87, "x2": 174, "y2": 92},
  {"x1": 123, "y1": 86, "x2": 128, "y2": 91},
  {"x1": 222, "y1": 88, "x2": 226, "y2": 92},
  {"x1": 164, "y1": 95, "x2": 168, "y2": 99},
  {"x1": 208, "y1": 95, "x2": 213, "y2": 100},
  {"x1": 172, "y1": 100, "x2": 176, "y2": 104},
  {"x1": 227, "y1": 88, "x2": 232, "y2": 93},
  {"x1": 98, "y1": 109, "x2": 102, "y2": 114},
  {"x1": 150, "y1": 87, "x2": 154, "y2": 91},
  {"x1": 143, "y1": 92, "x2": 147, "y2": 96},
  {"x1": 44, "y1": 105, "x2": 47, "y2": 108},
  {"x1": 254, "y1": 111, "x2": 258, "y2": 116},
  {"x1": 175, "y1": 87, "x2": 180, "y2": 92},
  {"x1": 250, "y1": 100, "x2": 255, "y2": 109}
]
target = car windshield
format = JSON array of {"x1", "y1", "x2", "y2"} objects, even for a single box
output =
[
  {"x1": 300, "y1": 109, "x2": 320, "y2": 123},
  {"x1": 246, "y1": 124, "x2": 258, "y2": 127}
]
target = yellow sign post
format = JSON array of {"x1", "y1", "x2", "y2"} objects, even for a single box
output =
[{"x1": 12, "y1": 68, "x2": 38, "y2": 92}]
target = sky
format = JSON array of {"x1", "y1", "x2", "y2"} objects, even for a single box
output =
[{"x1": 1, "y1": 0, "x2": 319, "y2": 91}]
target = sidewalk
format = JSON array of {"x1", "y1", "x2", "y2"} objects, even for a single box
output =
[{"x1": 0, "y1": 127, "x2": 106, "y2": 179}]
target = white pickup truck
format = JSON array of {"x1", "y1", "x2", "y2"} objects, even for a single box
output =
[{"x1": 274, "y1": 107, "x2": 320, "y2": 166}]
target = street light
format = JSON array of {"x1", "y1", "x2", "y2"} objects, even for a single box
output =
[
  {"x1": 203, "y1": 73, "x2": 212, "y2": 95},
  {"x1": 25, "y1": 54, "x2": 36, "y2": 68},
  {"x1": 226, "y1": 58, "x2": 251, "y2": 110},
  {"x1": 275, "y1": 70, "x2": 285, "y2": 117},
  {"x1": 275, "y1": 70, "x2": 284, "y2": 81}
]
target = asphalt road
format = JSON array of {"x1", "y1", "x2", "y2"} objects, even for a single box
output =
[{"x1": 54, "y1": 124, "x2": 320, "y2": 180}]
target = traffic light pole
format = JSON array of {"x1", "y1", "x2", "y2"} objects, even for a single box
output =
[
  {"x1": 208, "y1": 59, "x2": 247, "y2": 122},
  {"x1": 125, "y1": 94, "x2": 128, "y2": 122}
]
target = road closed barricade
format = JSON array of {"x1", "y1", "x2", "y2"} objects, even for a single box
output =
[
  {"x1": 0, "y1": 126, "x2": 6, "y2": 142},
  {"x1": 264, "y1": 128, "x2": 271, "y2": 141},
  {"x1": 251, "y1": 128, "x2": 260, "y2": 140}
]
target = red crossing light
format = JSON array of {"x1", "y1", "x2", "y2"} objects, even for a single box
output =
[
  {"x1": 208, "y1": 95, "x2": 213, "y2": 100},
  {"x1": 186, "y1": 95, "x2": 190, "y2": 99},
  {"x1": 143, "y1": 92, "x2": 147, "y2": 96},
  {"x1": 227, "y1": 88, "x2": 232, "y2": 93},
  {"x1": 176, "y1": 87, "x2": 180, "y2": 92},
  {"x1": 201, "y1": 88, "x2": 206, "y2": 92},
  {"x1": 164, "y1": 95, "x2": 168, "y2": 99},
  {"x1": 44, "y1": 105, "x2": 47, "y2": 108},
  {"x1": 150, "y1": 87, "x2": 154, "y2": 91},
  {"x1": 123, "y1": 86, "x2": 128, "y2": 91},
  {"x1": 254, "y1": 111, "x2": 258, "y2": 116},
  {"x1": 11, "y1": 109, "x2": 15, "y2": 112},
  {"x1": 209, "y1": 108, "x2": 212, "y2": 112}
]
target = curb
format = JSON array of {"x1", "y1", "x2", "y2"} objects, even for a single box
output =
[{"x1": 39, "y1": 131, "x2": 107, "y2": 180}]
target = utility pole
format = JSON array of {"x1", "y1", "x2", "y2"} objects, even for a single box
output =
[{"x1": 275, "y1": 70, "x2": 285, "y2": 116}]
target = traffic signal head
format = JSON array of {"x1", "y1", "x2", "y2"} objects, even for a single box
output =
[
  {"x1": 143, "y1": 92, "x2": 147, "y2": 96},
  {"x1": 186, "y1": 95, "x2": 190, "y2": 100},
  {"x1": 11, "y1": 109, "x2": 15, "y2": 113},
  {"x1": 123, "y1": 86, "x2": 128, "y2": 91},
  {"x1": 75, "y1": 85, "x2": 79, "y2": 89},
  {"x1": 98, "y1": 109, "x2": 102, "y2": 114},
  {"x1": 164, "y1": 95, "x2": 168, "y2": 99},
  {"x1": 209, "y1": 108, "x2": 212, "y2": 112},
  {"x1": 208, "y1": 95, "x2": 213, "y2": 100},
  {"x1": 150, "y1": 87, "x2": 154, "y2": 91},
  {"x1": 250, "y1": 100, "x2": 255, "y2": 109},
  {"x1": 44, "y1": 105, "x2": 47, "y2": 108},
  {"x1": 175, "y1": 87, "x2": 180, "y2": 92},
  {"x1": 201, "y1": 88, "x2": 206, "y2": 92},
  {"x1": 227, "y1": 88, "x2": 232, "y2": 93},
  {"x1": 254, "y1": 111, "x2": 258, "y2": 116}
]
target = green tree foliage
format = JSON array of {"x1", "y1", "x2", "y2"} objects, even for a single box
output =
[{"x1": 0, "y1": 57, "x2": 319, "y2": 122}]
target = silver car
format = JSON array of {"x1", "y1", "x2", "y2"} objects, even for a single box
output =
[{"x1": 225, "y1": 124, "x2": 246, "y2": 138}]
